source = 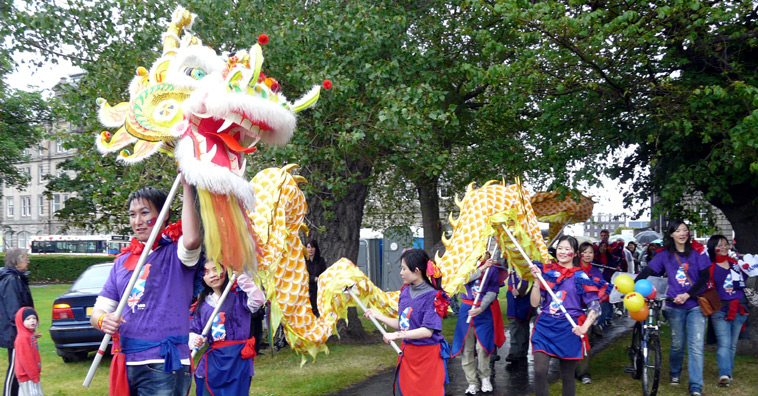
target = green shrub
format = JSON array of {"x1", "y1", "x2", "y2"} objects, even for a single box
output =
[{"x1": 0, "y1": 254, "x2": 114, "y2": 283}]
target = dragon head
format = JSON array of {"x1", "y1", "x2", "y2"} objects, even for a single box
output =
[{"x1": 96, "y1": 6, "x2": 325, "y2": 209}]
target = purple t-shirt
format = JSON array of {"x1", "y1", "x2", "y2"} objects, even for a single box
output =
[
  {"x1": 100, "y1": 243, "x2": 196, "y2": 363},
  {"x1": 190, "y1": 289, "x2": 253, "y2": 377},
  {"x1": 397, "y1": 285, "x2": 444, "y2": 346},
  {"x1": 461, "y1": 266, "x2": 501, "y2": 301},
  {"x1": 712, "y1": 264, "x2": 745, "y2": 303},
  {"x1": 539, "y1": 270, "x2": 599, "y2": 318},
  {"x1": 647, "y1": 249, "x2": 710, "y2": 310}
]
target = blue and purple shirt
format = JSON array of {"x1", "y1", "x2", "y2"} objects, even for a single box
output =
[
  {"x1": 397, "y1": 284, "x2": 444, "y2": 346},
  {"x1": 647, "y1": 249, "x2": 710, "y2": 310}
]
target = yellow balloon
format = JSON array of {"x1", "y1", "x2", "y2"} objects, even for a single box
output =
[
  {"x1": 629, "y1": 304, "x2": 650, "y2": 321},
  {"x1": 624, "y1": 292, "x2": 645, "y2": 312},
  {"x1": 615, "y1": 274, "x2": 635, "y2": 294}
]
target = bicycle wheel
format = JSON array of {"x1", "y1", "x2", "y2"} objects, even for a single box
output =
[
  {"x1": 626, "y1": 322, "x2": 643, "y2": 380},
  {"x1": 641, "y1": 333, "x2": 662, "y2": 396}
]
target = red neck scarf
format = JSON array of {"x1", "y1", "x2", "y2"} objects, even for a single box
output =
[
  {"x1": 580, "y1": 262, "x2": 593, "y2": 274},
  {"x1": 119, "y1": 221, "x2": 183, "y2": 270}
]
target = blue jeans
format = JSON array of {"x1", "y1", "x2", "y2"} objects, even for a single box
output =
[
  {"x1": 600, "y1": 301, "x2": 612, "y2": 325},
  {"x1": 663, "y1": 306, "x2": 705, "y2": 393},
  {"x1": 126, "y1": 363, "x2": 191, "y2": 396},
  {"x1": 711, "y1": 309, "x2": 748, "y2": 378},
  {"x1": 663, "y1": 306, "x2": 705, "y2": 392}
]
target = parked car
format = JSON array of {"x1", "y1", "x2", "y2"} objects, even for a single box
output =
[{"x1": 49, "y1": 262, "x2": 113, "y2": 362}]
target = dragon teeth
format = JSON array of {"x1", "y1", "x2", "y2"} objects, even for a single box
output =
[{"x1": 217, "y1": 118, "x2": 234, "y2": 133}]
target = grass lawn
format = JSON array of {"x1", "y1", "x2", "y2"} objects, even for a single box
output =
[
  {"x1": 550, "y1": 323, "x2": 758, "y2": 396},
  {"x1": 2, "y1": 287, "x2": 756, "y2": 395}
]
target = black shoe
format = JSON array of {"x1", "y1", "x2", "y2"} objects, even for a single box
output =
[{"x1": 505, "y1": 355, "x2": 518, "y2": 362}]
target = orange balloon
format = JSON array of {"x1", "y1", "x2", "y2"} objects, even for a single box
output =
[{"x1": 629, "y1": 304, "x2": 650, "y2": 321}]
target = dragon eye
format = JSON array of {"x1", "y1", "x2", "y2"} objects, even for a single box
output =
[{"x1": 183, "y1": 67, "x2": 206, "y2": 80}]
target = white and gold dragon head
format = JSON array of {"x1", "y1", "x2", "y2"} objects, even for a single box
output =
[{"x1": 95, "y1": 5, "x2": 326, "y2": 209}]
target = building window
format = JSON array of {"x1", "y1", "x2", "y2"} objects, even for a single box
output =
[
  {"x1": 6, "y1": 197, "x2": 14, "y2": 217},
  {"x1": 17, "y1": 232, "x2": 28, "y2": 249},
  {"x1": 39, "y1": 196, "x2": 45, "y2": 216},
  {"x1": 56, "y1": 140, "x2": 65, "y2": 153},
  {"x1": 21, "y1": 196, "x2": 31, "y2": 217},
  {"x1": 38, "y1": 165, "x2": 45, "y2": 182},
  {"x1": 3, "y1": 232, "x2": 12, "y2": 250},
  {"x1": 23, "y1": 148, "x2": 29, "y2": 157},
  {"x1": 53, "y1": 194, "x2": 61, "y2": 212}
]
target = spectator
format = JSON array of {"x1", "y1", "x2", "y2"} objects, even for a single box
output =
[
  {"x1": 305, "y1": 240, "x2": 327, "y2": 317},
  {"x1": 636, "y1": 220, "x2": 710, "y2": 396},
  {"x1": 13, "y1": 307, "x2": 42, "y2": 396},
  {"x1": 627, "y1": 242, "x2": 641, "y2": 272},
  {"x1": 1, "y1": 248, "x2": 35, "y2": 396}
]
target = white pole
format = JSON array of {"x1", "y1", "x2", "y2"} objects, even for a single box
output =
[
  {"x1": 466, "y1": 237, "x2": 498, "y2": 323},
  {"x1": 191, "y1": 273, "x2": 239, "y2": 359},
  {"x1": 500, "y1": 225, "x2": 581, "y2": 332},
  {"x1": 347, "y1": 287, "x2": 402, "y2": 355},
  {"x1": 83, "y1": 174, "x2": 183, "y2": 387}
]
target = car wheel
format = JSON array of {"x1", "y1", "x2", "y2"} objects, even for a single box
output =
[{"x1": 57, "y1": 349, "x2": 89, "y2": 363}]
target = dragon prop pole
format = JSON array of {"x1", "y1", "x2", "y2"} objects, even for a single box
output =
[
  {"x1": 347, "y1": 287, "x2": 402, "y2": 355},
  {"x1": 83, "y1": 174, "x2": 183, "y2": 387},
  {"x1": 500, "y1": 225, "x2": 581, "y2": 333},
  {"x1": 191, "y1": 273, "x2": 239, "y2": 359},
  {"x1": 466, "y1": 237, "x2": 498, "y2": 324}
]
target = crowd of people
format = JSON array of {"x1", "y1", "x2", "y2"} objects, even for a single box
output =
[{"x1": 1, "y1": 180, "x2": 753, "y2": 396}]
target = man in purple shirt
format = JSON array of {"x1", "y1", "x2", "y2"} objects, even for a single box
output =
[{"x1": 91, "y1": 179, "x2": 202, "y2": 396}]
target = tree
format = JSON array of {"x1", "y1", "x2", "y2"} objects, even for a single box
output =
[{"x1": 472, "y1": 0, "x2": 758, "y2": 251}]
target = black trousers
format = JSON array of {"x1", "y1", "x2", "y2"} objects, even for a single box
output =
[{"x1": 3, "y1": 347, "x2": 18, "y2": 396}]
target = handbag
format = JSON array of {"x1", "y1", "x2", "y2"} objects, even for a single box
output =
[{"x1": 674, "y1": 254, "x2": 721, "y2": 316}]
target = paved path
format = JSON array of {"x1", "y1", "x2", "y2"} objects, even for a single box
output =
[{"x1": 326, "y1": 317, "x2": 635, "y2": 396}]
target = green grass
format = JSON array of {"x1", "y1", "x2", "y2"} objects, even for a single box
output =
[
  {"x1": 551, "y1": 325, "x2": 758, "y2": 396},
  {"x1": 4, "y1": 289, "x2": 756, "y2": 396},
  {"x1": 0, "y1": 284, "x2": 401, "y2": 396}
]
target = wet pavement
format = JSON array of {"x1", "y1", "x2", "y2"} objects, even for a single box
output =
[{"x1": 326, "y1": 316, "x2": 635, "y2": 396}]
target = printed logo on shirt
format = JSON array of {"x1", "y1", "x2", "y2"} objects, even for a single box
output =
[
  {"x1": 211, "y1": 312, "x2": 227, "y2": 341},
  {"x1": 723, "y1": 273, "x2": 734, "y2": 295},
  {"x1": 399, "y1": 307, "x2": 413, "y2": 331},
  {"x1": 472, "y1": 279, "x2": 482, "y2": 299},
  {"x1": 127, "y1": 264, "x2": 151, "y2": 313},
  {"x1": 675, "y1": 265, "x2": 690, "y2": 287},
  {"x1": 549, "y1": 290, "x2": 565, "y2": 315}
]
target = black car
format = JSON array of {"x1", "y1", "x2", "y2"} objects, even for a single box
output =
[{"x1": 49, "y1": 262, "x2": 113, "y2": 362}]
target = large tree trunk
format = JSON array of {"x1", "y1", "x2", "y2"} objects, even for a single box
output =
[
  {"x1": 301, "y1": 157, "x2": 372, "y2": 342},
  {"x1": 416, "y1": 175, "x2": 442, "y2": 254},
  {"x1": 708, "y1": 190, "x2": 758, "y2": 254}
]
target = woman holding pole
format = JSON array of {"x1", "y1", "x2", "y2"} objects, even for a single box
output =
[
  {"x1": 363, "y1": 249, "x2": 450, "y2": 396},
  {"x1": 190, "y1": 260, "x2": 265, "y2": 396},
  {"x1": 530, "y1": 236, "x2": 602, "y2": 396},
  {"x1": 90, "y1": 181, "x2": 202, "y2": 396},
  {"x1": 451, "y1": 253, "x2": 504, "y2": 394}
]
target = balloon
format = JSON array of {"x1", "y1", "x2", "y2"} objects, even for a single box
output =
[
  {"x1": 615, "y1": 274, "x2": 635, "y2": 294},
  {"x1": 634, "y1": 279, "x2": 653, "y2": 297},
  {"x1": 629, "y1": 304, "x2": 650, "y2": 321},
  {"x1": 624, "y1": 292, "x2": 645, "y2": 312},
  {"x1": 647, "y1": 288, "x2": 657, "y2": 299}
]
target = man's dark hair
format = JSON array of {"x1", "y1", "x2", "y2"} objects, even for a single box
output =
[{"x1": 127, "y1": 188, "x2": 170, "y2": 226}]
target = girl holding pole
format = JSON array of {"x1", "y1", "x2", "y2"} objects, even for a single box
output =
[
  {"x1": 363, "y1": 249, "x2": 450, "y2": 396},
  {"x1": 190, "y1": 260, "x2": 265, "y2": 396},
  {"x1": 451, "y1": 253, "x2": 504, "y2": 394},
  {"x1": 530, "y1": 236, "x2": 602, "y2": 396}
]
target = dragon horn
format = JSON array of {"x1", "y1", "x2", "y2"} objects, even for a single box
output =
[{"x1": 163, "y1": 6, "x2": 196, "y2": 56}]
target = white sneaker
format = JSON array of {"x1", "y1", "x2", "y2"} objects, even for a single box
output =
[
  {"x1": 465, "y1": 384, "x2": 479, "y2": 394},
  {"x1": 718, "y1": 375, "x2": 731, "y2": 387},
  {"x1": 480, "y1": 377, "x2": 493, "y2": 392}
]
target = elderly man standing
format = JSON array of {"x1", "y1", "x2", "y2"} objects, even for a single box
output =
[{"x1": 0, "y1": 249, "x2": 35, "y2": 396}]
